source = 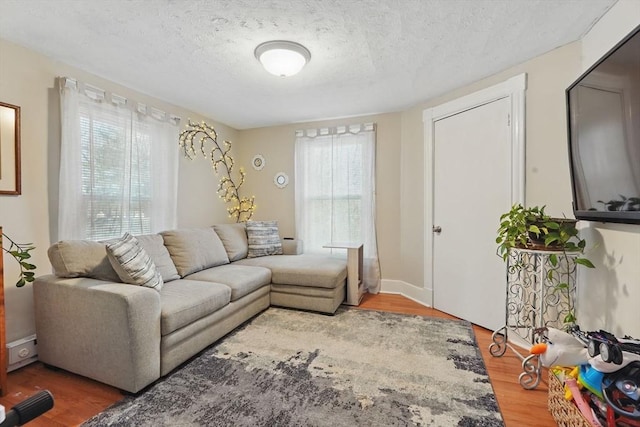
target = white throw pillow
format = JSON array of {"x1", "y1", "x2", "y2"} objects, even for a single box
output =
[
  {"x1": 106, "y1": 233, "x2": 163, "y2": 291},
  {"x1": 246, "y1": 220, "x2": 283, "y2": 258}
]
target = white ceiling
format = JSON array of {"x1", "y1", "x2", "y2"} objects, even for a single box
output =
[{"x1": 0, "y1": 0, "x2": 617, "y2": 129}]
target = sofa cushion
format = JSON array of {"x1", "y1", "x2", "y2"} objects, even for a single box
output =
[
  {"x1": 106, "y1": 233, "x2": 163, "y2": 291},
  {"x1": 135, "y1": 234, "x2": 180, "y2": 282},
  {"x1": 161, "y1": 228, "x2": 230, "y2": 277},
  {"x1": 160, "y1": 280, "x2": 231, "y2": 335},
  {"x1": 186, "y1": 264, "x2": 271, "y2": 301},
  {"x1": 246, "y1": 220, "x2": 283, "y2": 258},
  {"x1": 48, "y1": 240, "x2": 120, "y2": 282},
  {"x1": 234, "y1": 254, "x2": 347, "y2": 289},
  {"x1": 212, "y1": 223, "x2": 248, "y2": 261}
]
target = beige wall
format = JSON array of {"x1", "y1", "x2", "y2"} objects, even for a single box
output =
[
  {"x1": 390, "y1": 42, "x2": 582, "y2": 297},
  {"x1": 236, "y1": 113, "x2": 403, "y2": 279},
  {"x1": 1, "y1": 0, "x2": 638, "y2": 344},
  {"x1": 0, "y1": 39, "x2": 237, "y2": 342},
  {"x1": 390, "y1": 0, "x2": 640, "y2": 337},
  {"x1": 235, "y1": 41, "x2": 584, "y2": 300},
  {"x1": 237, "y1": 0, "x2": 639, "y2": 339}
]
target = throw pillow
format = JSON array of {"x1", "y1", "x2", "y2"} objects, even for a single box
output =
[
  {"x1": 48, "y1": 240, "x2": 120, "y2": 282},
  {"x1": 160, "y1": 228, "x2": 230, "y2": 276},
  {"x1": 106, "y1": 233, "x2": 163, "y2": 291},
  {"x1": 135, "y1": 234, "x2": 181, "y2": 282},
  {"x1": 246, "y1": 220, "x2": 283, "y2": 258},
  {"x1": 213, "y1": 223, "x2": 249, "y2": 261}
]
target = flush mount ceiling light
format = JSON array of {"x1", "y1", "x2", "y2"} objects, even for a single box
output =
[{"x1": 254, "y1": 40, "x2": 311, "y2": 77}]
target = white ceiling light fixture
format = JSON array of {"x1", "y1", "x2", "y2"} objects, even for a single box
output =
[{"x1": 255, "y1": 40, "x2": 311, "y2": 77}]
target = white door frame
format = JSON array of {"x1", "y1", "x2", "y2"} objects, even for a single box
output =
[{"x1": 422, "y1": 73, "x2": 527, "y2": 306}]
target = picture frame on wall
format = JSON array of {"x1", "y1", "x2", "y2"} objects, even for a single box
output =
[{"x1": 0, "y1": 101, "x2": 21, "y2": 195}]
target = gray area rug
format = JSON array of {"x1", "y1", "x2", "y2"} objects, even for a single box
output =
[{"x1": 83, "y1": 307, "x2": 503, "y2": 426}]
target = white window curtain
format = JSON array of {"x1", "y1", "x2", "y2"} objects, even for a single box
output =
[
  {"x1": 58, "y1": 77, "x2": 179, "y2": 241},
  {"x1": 295, "y1": 123, "x2": 381, "y2": 293}
]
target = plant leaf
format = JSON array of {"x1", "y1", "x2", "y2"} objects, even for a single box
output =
[
  {"x1": 528, "y1": 225, "x2": 541, "y2": 235},
  {"x1": 564, "y1": 312, "x2": 576, "y2": 324},
  {"x1": 576, "y1": 258, "x2": 595, "y2": 268},
  {"x1": 544, "y1": 221, "x2": 560, "y2": 230}
]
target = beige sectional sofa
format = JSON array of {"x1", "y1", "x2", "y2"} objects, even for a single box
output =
[{"x1": 33, "y1": 223, "x2": 347, "y2": 393}]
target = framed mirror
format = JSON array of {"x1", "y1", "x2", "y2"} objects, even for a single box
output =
[{"x1": 0, "y1": 102, "x2": 21, "y2": 195}]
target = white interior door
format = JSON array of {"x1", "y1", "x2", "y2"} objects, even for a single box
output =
[{"x1": 432, "y1": 97, "x2": 512, "y2": 331}]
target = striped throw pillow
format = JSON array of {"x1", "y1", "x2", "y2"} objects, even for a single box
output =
[
  {"x1": 106, "y1": 233, "x2": 163, "y2": 291},
  {"x1": 246, "y1": 220, "x2": 283, "y2": 258}
]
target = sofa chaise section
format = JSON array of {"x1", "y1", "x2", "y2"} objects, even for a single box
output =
[{"x1": 235, "y1": 254, "x2": 347, "y2": 313}]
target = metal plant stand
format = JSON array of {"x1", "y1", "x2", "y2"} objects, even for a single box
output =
[{"x1": 489, "y1": 247, "x2": 579, "y2": 389}]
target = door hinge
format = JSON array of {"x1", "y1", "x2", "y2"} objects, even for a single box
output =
[{"x1": 507, "y1": 114, "x2": 511, "y2": 126}]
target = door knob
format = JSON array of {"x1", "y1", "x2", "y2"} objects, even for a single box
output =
[{"x1": 433, "y1": 225, "x2": 442, "y2": 234}]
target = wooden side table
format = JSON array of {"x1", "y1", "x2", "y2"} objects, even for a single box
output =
[{"x1": 323, "y1": 242, "x2": 364, "y2": 306}]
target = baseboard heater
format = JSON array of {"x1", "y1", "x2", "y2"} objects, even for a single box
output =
[{"x1": 6, "y1": 334, "x2": 38, "y2": 372}]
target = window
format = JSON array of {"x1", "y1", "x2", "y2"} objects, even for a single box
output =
[
  {"x1": 59, "y1": 78, "x2": 179, "y2": 241},
  {"x1": 295, "y1": 124, "x2": 380, "y2": 292}
]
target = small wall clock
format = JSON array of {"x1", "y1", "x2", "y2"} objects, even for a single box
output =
[
  {"x1": 252, "y1": 154, "x2": 265, "y2": 171},
  {"x1": 274, "y1": 172, "x2": 289, "y2": 189}
]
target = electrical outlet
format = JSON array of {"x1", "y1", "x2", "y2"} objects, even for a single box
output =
[{"x1": 7, "y1": 334, "x2": 38, "y2": 370}]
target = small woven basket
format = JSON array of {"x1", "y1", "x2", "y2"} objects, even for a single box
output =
[{"x1": 547, "y1": 370, "x2": 591, "y2": 427}]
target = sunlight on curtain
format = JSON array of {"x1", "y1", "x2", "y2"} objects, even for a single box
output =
[
  {"x1": 295, "y1": 124, "x2": 381, "y2": 293},
  {"x1": 58, "y1": 77, "x2": 179, "y2": 241}
]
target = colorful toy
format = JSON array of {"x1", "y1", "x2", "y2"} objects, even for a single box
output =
[
  {"x1": 588, "y1": 330, "x2": 640, "y2": 365},
  {"x1": 531, "y1": 327, "x2": 589, "y2": 368},
  {"x1": 565, "y1": 377, "x2": 604, "y2": 426},
  {"x1": 602, "y1": 361, "x2": 640, "y2": 421},
  {"x1": 578, "y1": 364, "x2": 604, "y2": 399},
  {"x1": 567, "y1": 326, "x2": 640, "y2": 372}
]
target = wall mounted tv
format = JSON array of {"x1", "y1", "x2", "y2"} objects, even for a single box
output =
[{"x1": 566, "y1": 24, "x2": 640, "y2": 224}]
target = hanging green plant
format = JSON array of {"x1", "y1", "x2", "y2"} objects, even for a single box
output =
[{"x1": 2, "y1": 233, "x2": 36, "y2": 287}]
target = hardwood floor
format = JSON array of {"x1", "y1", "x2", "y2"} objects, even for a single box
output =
[
  {"x1": 0, "y1": 293, "x2": 556, "y2": 426},
  {"x1": 358, "y1": 293, "x2": 556, "y2": 427}
]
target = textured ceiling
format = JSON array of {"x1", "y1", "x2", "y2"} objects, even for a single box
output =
[{"x1": 0, "y1": 0, "x2": 617, "y2": 129}]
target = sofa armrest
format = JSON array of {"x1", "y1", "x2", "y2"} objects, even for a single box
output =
[
  {"x1": 33, "y1": 274, "x2": 161, "y2": 393},
  {"x1": 282, "y1": 239, "x2": 303, "y2": 255}
]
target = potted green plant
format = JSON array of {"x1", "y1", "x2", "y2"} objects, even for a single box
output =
[
  {"x1": 1, "y1": 232, "x2": 36, "y2": 287},
  {"x1": 496, "y1": 204, "x2": 595, "y2": 325},
  {"x1": 496, "y1": 204, "x2": 593, "y2": 267}
]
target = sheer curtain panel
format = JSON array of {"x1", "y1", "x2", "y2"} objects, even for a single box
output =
[
  {"x1": 58, "y1": 77, "x2": 179, "y2": 241},
  {"x1": 295, "y1": 123, "x2": 381, "y2": 293}
]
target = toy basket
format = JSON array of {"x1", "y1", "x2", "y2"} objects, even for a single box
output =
[{"x1": 547, "y1": 370, "x2": 591, "y2": 427}]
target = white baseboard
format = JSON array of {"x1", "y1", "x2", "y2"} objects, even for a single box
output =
[{"x1": 380, "y1": 280, "x2": 433, "y2": 307}]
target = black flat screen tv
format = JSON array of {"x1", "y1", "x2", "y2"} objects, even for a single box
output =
[{"x1": 566, "y1": 24, "x2": 640, "y2": 224}]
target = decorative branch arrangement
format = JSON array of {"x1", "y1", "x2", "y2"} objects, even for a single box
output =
[
  {"x1": 179, "y1": 120, "x2": 256, "y2": 222},
  {"x1": 1, "y1": 233, "x2": 36, "y2": 287}
]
